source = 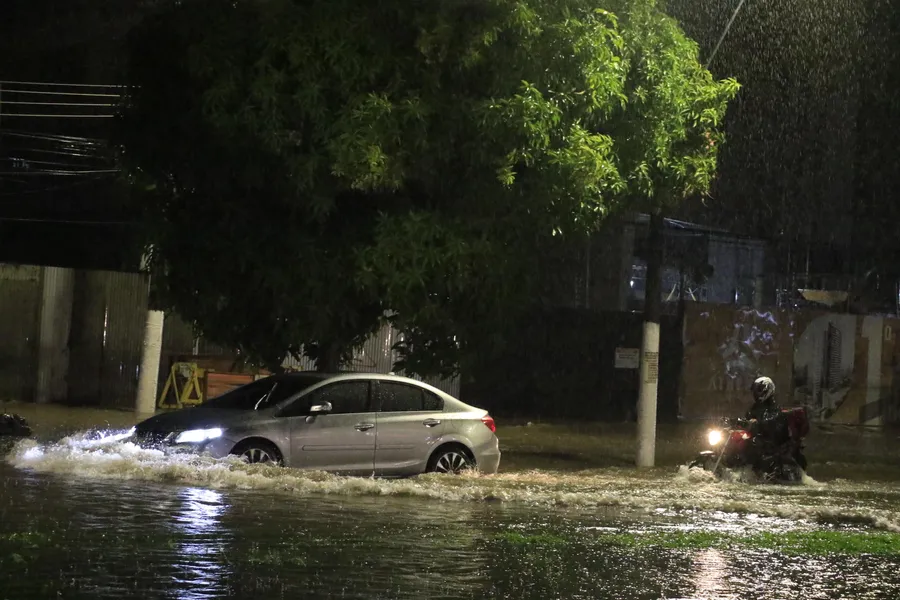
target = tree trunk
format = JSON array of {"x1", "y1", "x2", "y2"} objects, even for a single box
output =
[
  {"x1": 316, "y1": 341, "x2": 344, "y2": 373},
  {"x1": 636, "y1": 211, "x2": 664, "y2": 467}
]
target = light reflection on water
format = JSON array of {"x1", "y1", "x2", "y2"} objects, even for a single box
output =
[
  {"x1": 3, "y1": 422, "x2": 900, "y2": 599},
  {"x1": 173, "y1": 488, "x2": 229, "y2": 600},
  {"x1": 690, "y1": 549, "x2": 734, "y2": 600},
  {"x1": 8, "y1": 432, "x2": 900, "y2": 536},
  {"x1": 1, "y1": 461, "x2": 899, "y2": 600}
]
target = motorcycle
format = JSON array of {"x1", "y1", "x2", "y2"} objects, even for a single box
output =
[
  {"x1": 0, "y1": 413, "x2": 31, "y2": 437},
  {"x1": 690, "y1": 407, "x2": 810, "y2": 483}
]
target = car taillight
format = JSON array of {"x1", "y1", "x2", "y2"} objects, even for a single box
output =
[{"x1": 481, "y1": 415, "x2": 496, "y2": 433}]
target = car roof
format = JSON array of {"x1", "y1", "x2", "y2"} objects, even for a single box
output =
[{"x1": 280, "y1": 371, "x2": 462, "y2": 400}]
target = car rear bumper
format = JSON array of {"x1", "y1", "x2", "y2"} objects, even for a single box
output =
[
  {"x1": 474, "y1": 436, "x2": 501, "y2": 474},
  {"x1": 477, "y1": 450, "x2": 501, "y2": 474}
]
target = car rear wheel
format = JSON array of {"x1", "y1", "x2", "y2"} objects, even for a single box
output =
[
  {"x1": 428, "y1": 447, "x2": 473, "y2": 475},
  {"x1": 232, "y1": 440, "x2": 283, "y2": 466}
]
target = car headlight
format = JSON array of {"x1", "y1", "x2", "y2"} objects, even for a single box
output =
[
  {"x1": 707, "y1": 429, "x2": 724, "y2": 446},
  {"x1": 174, "y1": 428, "x2": 223, "y2": 444}
]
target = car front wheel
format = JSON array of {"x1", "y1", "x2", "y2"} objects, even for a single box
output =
[{"x1": 232, "y1": 440, "x2": 283, "y2": 466}]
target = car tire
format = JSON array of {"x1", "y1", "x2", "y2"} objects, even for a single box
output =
[
  {"x1": 232, "y1": 440, "x2": 284, "y2": 466},
  {"x1": 427, "y1": 446, "x2": 474, "y2": 475}
]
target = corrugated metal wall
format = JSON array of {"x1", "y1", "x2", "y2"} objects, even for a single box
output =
[
  {"x1": 280, "y1": 321, "x2": 461, "y2": 397},
  {"x1": 0, "y1": 262, "x2": 459, "y2": 406},
  {"x1": 68, "y1": 270, "x2": 150, "y2": 409},
  {"x1": 170, "y1": 316, "x2": 461, "y2": 398},
  {"x1": 0, "y1": 265, "x2": 42, "y2": 401}
]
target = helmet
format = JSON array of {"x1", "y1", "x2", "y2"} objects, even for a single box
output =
[{"x1": 751, "y1": 376, "x2": 775, "y2": 403}]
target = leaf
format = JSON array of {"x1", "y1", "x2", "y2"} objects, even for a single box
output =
[{"x1": 117, "y1": 0, "x2": 736, "y2": 375}]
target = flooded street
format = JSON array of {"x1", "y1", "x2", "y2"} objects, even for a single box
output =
[{"x1": 2, "y1": 405, "x2": 900, "y2": 599}]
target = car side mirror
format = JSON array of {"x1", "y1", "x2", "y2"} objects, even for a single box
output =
[{"x1": 309, "y1": 401, "x2": 332, "y2": 415}]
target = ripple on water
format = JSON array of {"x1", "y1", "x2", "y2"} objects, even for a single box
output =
[{"x1": 5, "y1": 431, "x2": 900, "y2": 534}]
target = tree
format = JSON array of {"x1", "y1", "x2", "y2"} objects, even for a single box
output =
[{"x1": 116, "y1": 0, "x2": 737, "y2": 373}]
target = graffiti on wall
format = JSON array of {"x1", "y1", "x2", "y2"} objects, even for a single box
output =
[
  {"x1": 679, "y1": 306, "x2": 790, "y2": 421},
  {"x1": 792, "y1": 314, "x2": 897, "y2": 425},
  {"x1": 681, "y1": 304, "x2": 900, "y2": 425},
  {"x1": 792, "y1": 313, "x2": 856, "y2": 421}
]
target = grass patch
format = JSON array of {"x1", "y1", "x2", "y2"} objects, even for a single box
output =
[
  {"x1": 245, "y1": 542, "x2": 308, "y2": 567},
  {"x1": 0, "y1": 530, "x2": 55, "y2": 567},
  {"x1": 745, "y1": 531, "x2": 900, "y2": 556},
  {"x1": 0, "y1": 531, "x2": 52, "y2": 548},
  {"x1": 494, "y1": 529, "x2": 900, "y2": 556},
  {"x1": 495, "y1": 532, "x2": 569, "y2": 546}
]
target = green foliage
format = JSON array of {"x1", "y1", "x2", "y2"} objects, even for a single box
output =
[{"x1": 117, "y1": 0, "x2": 736, "y2": 372}]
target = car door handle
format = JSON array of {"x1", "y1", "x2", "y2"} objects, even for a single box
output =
[
  {"x1": 423, "y1": 419, "x2": 441, "y2": 428},
  {"x1": 355, "y1": 423, "x2": 375, "y2": 432}
]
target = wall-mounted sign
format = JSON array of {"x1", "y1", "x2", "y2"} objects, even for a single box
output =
[{"x1": 615, "y1": 347, "x2": 640, "y2": 370}]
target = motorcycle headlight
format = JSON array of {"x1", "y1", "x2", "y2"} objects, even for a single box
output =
[
  {"x1": 174, "y1": 428, "x2": 223, "y2": 444},
  {"x1": 707, "y1": 429, "x2": 724, "y2": 446}
]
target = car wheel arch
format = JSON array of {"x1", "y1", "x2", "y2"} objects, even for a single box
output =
[
  {"x1": 230, "y1": 436, "x2": 285, "y2": 462},
  {"x1": 426, "y1": 441, "x2": 476, "y2": 470}
]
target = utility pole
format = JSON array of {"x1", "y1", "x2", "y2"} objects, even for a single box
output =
[
  {"x1": 636, "y1": 211, "x2": 664, "y2": 467},
  {"x1": 634, "y1": 0, "x2": 749, "y2": 468},
  {"x1": 135, "y1": 252, "x2": 164, "y2": 415}
]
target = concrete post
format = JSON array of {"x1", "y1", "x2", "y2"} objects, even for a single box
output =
[
  {"x1": 35, "y1": 267, "x2": 75, "y2": 404},
  {"x1": 637, "y1": 212, "x2": 664, "y2": 467},
  {"x1": 753, "y1": 276, "x2": 765, "y2": 309},
  {"x1": 135, "y1": 309, "x2": 165, "y2": 416}
]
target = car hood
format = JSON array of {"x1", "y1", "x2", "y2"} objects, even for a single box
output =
[{"x1": 136, "y1": 407, "x2": 251, "y2": 432}]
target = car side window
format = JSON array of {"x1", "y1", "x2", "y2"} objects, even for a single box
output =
[
  {"x1": 281, "y1": 381, "x2": 371, "y2": 417},
  {"x1": 266, "y1": 378, "x2": 322, "y2": 407},
  {"x1": 423, "y1": 390, "x2": 443, "y2": 411},
  {"x1": 375, "y1": 381, "x2": 443, "y2": 412}
]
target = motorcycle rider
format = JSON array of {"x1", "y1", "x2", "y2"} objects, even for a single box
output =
[
  {"x1": 744, "y1": 375, "x2": 801, "y2": 472},
  {"x1": 746, "y1": 376, "x2": 779, "y2": 423}
]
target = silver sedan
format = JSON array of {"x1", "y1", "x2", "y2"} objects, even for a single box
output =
[{"x1": 133, "y1": 372, "x2": 501, "y2": 476}]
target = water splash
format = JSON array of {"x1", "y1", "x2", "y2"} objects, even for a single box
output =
[{"x1": 7, "y1": 431, "x2": 900, "y2": 533}]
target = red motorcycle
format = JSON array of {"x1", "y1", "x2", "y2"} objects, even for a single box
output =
[{"x1": 690, "y1": 407, "x2": 810, "y2": 483}]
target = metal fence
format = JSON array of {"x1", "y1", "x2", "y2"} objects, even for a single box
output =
[
  {"x1": 280, "y1": 322, "x2": 461, "y2": 397},
  {"x1": 67, "y1": 270, "x2": 151, "y2": 409},
  {"x1": 0, "y1": 265, "x2": 42, "y2": 402},
  {"x1": 0, "y1": 262, "x2": 459, "y2": 407}
]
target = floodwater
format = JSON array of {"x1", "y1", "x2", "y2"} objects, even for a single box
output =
[{"x1": 2, "y1": 406, "x2": 900, "y2": 599}]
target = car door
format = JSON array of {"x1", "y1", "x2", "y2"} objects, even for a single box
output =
[
  {"x1": 372, "y1": 380, "x2": 446, "y2": 476},
  {"x1": 279, "y1": 380, "x2": 376, "y2": 475}
]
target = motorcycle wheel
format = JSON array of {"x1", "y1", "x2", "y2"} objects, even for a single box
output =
[{"x1": 690, "y1": 455, "x2": 719, "y2": 472}]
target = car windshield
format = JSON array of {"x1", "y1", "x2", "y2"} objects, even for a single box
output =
[{"x1": 202, "y1": 375, "x2": 324, "y2": 410}]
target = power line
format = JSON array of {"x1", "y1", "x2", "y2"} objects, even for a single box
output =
[
  {"x1": 0, "y1": 216, "x2": 134, "y2": 225},
  {"x1": 4, "y1": 158, "x2": 104, "y2": 168},
  {"x1": 0, "y1": 176, "x2": 114, "y2": 196},
  {"x1": 1, "y1": 130, "x2": 106, "y2": 144},
  {"x1": 0, "y1": 169, "x2": 119, "y2": 175},
  {"x1": 0, "y1": 114, "x2": 115, "y2": 119},
  {"x1": 1, "y1": 101, "x2": 116, "y2": 107},
  {"x1": 706, "y1": 0, "x2": 750, "y2": 69},
  {"x1": 0, "y1": 89, "x2": 120, "y2": 98},
  {"x1": 0, "y1": 80, "x2": 123, "y2": 88},
  {"x1": 13, "y1": 147, "x2": 104, "y2": 159}
]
